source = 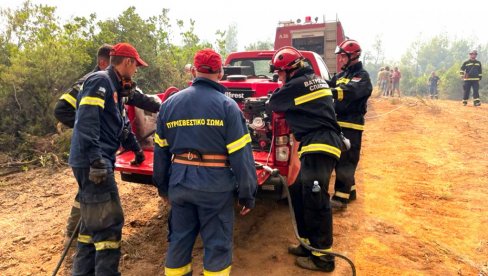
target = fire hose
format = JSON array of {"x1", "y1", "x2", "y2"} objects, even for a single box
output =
[{"x1": 258, "y1": 163, "x2": 356, "y2": 275}]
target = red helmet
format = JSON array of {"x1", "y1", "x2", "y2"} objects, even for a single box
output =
[
  {"x1": 270, "y1": 46, "x2": 304, "y2": 72},
  {"x1": 335, "y1": 39, "x2": 361, "y2": 59}
]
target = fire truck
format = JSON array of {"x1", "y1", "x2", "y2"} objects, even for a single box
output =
[
  {"x1": 115, "y1": 50, "x2": 333, "y2": 197},
  {"x1": 116, "y1": 15, "x2": 347, "y2": 196},
  {"x1": 274, "y1": 15, "x2": 346, "y2": 74}
]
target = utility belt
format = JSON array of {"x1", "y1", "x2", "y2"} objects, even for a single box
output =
[{"x1": 172, "y1": 151, "x2": 230, "y2": 167}]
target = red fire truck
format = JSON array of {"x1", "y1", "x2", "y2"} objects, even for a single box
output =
[
  {"x1": 115, "y1": 50, "x2": 332, "y2": 197},
  {"x1": 274, "y1": 15, "x2": 346, "y2": 74},
  {"x1": 116, "y1": 16, "x2": 347, "y2": 197}
]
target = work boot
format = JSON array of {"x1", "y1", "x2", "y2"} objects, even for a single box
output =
[
  {"x1": 288, "y1": 244, "x2": 310, "y2": 257},
  {"x1": 296, "y1": 255, "x2": 335, "y2": 272},
  {"x1": 330, "y1": 198, "x2": 347, "y2": 211}
]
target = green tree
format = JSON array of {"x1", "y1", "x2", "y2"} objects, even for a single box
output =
[
  {"x1": 0, "y1": 2, "x2": 224, "y2": 158},
  {"x1": 245, "y1": 40, "x2": 273, "y2": 51},
  {"x1": 225, "y1": 23, "x2": 238, "y2": 54},
  {"x1": 0, "y1": 2, "x2": 90, "y2": 134},
  {"x1": 399, "y1": 35, "x2": 487, "y2": 101},
  {"x1": 215, "y1": 29, "x2": 227, "y2": 59},
  {"x1": 215, "y1": 23, "x2": 238, "y2": 60},
  {"x1": 363, "y1": 35, "x2": 385, "y2": 85}
]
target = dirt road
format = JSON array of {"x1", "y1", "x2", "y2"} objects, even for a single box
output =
[{"x1": 0, "y1": 97, "x2": 487, "y2": 275}]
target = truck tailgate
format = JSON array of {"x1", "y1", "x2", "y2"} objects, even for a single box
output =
[{"x1": 115, "y1": 150, "x2": 154, "y2": 175}]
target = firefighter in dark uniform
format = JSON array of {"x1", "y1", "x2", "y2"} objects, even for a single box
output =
[
  {"x1": 54, "y1": 44, "x2": 161, "y2": 243},
  {"x1": 460, "y1": 49, "x2": 482, "y2": 106},
  {"x1": 328, "y1": 39, "x2": 373, "y2": 209},
  {"x1": 268, "y1": 46, "x2": 342, "y2": 272},
  {"x1": 69, "y1": 42, "x2": 148, "y2": 275},
  {"x1": 55, "y1": 44, "x2": 112, "y2": 129},
  {"x1": 153, "y1": 48, "x2": 257, "y2": 276}
]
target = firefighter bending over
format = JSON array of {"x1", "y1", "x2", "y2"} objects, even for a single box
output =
[
  {"x1": 153, "y1": 48, "x2": 257, "y2": 276},
  {"x1": 68, "y1": 42, "x2": 148, "y2": 275},
  {"x1": 268, "y1": 46, "x2": 343, "y2": 272},
  {"x1": 328, "y1": 39, "x2": 373, "y2": 210}
]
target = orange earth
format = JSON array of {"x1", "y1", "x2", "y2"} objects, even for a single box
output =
[{"x1": 0, "y1": 96, "x2": 487, "y2": 276}]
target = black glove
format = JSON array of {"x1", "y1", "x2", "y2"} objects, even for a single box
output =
[
  {"x1": 89, "y1": 158, "x2": 108, "y2": 184},
  {"x1": 130, "y1": 150, "x2": 145, "y2": 166}
]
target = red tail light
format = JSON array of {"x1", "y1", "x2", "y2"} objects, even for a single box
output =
[
  {"x1": 273, "y1": 113, "x2": 291, "y2": 166},
  {"x1": 273, "y1": 113, "x2": 289, "y2": 135}
]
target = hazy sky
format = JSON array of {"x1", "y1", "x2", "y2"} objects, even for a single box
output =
[{"x1": 1, "y1": 0, "x2": 486, "y2": 60}]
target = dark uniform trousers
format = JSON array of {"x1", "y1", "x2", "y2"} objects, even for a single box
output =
[
  {"x1": 289, "y1": 154, "x2": 337, "y2": 255},
  {"x1": 333, "y1": 128, "x2": 363, "y2": 203},
  {"x1": 463, "y1": 80, "x2": 480, "y2": 102},
  {"x1": 71, "y1": 168, "x2": 124, "y2": 276},
  {"x1": 66, "y1": 195, "x2": 81, "y2": 237},
  {"x1": 165, "y1": 185, "x2": 234, "y2": 274}
]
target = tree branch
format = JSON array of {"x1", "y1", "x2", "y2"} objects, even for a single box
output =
[{"x1": 13, "y1": 84, "x2": 22, "y2": 111}]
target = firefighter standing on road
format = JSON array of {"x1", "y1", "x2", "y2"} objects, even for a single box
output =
[
  {"x1": 328, "y1": 39, "x2": 373, "y2": 210},
  {"x1": 460, "y1": 49, "x2": 482, "y2": 106},
  {"x1": 268, "y1": 46, "x2": 342, "y2": 272},
  {"x1": 153, "y1": 48, "x2": 257, "y2": 276},
  {"x1": 54, "y1": 44, "x2": 161, "y2": 244},
  {"x1": 428, "y1": 71, "x2": 440, "y2": 99},
  {"x1": 69, "y1": 42, "x2": 148, "y2": 275}
]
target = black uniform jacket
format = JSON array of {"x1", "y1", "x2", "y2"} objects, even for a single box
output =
[
  {"x1": 268, "y1": 67, "x2": 343, "y2": 160},
  {"x1": 460, "y1": 59, "x2": 482, "y2": 81},
  {"x1": 54, "y1": 65, "x2": 161, "y2": 128},
  {"x1": 327, "y1": 62, "x2": 372, "y2": 131},
  {"x1": 68, "y1": 67, "x2": 140, "y2": 168},
  {"x1": 153, "y1": 77, "x2": 257, "y2": 208}
]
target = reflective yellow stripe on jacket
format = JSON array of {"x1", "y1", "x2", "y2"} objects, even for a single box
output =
[
  {"x1": 294, "y1": 89, "x2": 332, "y2": 105},
  {"x1": 336, "y1": 78, "x2": 350, "y2": 85},
  {"x1": 154, "y1": 133, "x2": 169, "y2": 148},
  {"x1": 298, "y1": 143, "x2": 341, "y2": 159},
  {"x1": 226, "y1": 134, "x2": 251, "y2": 154},
  {"x1": 60, "y1": 93, "x2": 77, "y2": 109},
  {"x1": 335, "y1": 87, "x2": 344, "y2": 101},
  {"x1": 79, "y1": 96, "x2": 105, "y2": 109}
]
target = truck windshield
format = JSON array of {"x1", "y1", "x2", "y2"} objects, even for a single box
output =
[
  {"x1": 227, "y1": 59, "x2": 274, "y2": 78},
  {"x1": 292, "y1": 37, "x2": 324, "y2": 56},
  {"x1": 227, "y1": 57, "x2": 321, "y2": 80}
]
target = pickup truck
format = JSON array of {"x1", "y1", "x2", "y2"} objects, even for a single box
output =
[{"x1": 115, "y1": 50, "x2": 331, "y2": 198}]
